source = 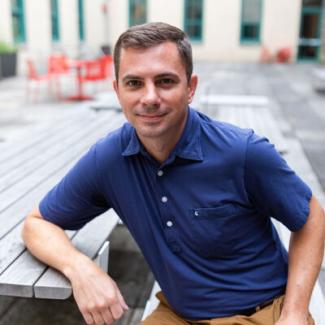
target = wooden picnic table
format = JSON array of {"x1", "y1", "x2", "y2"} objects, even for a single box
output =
[{"x1": 0, "y1": 109, "x2": 125, "y2": 299}]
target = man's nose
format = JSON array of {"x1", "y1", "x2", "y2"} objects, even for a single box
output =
[{"x1": 141, "y1": 84, "x2": 161, "y2": 107}]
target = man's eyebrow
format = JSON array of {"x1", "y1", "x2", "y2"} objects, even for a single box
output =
[
  {"x1": 155, "y1": 73, "x2": 180, "y2": 80},
  {"x1": 121, "y1": 75, "x2": 143, "y2": 82}
]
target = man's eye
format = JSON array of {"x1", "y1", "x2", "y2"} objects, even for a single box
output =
[
  {"x1": 126, "y1": 80, "x2": 142, "y2": 88},
  {"x1": 157, "y1": 78, "x2": 175, "y2": 86}
]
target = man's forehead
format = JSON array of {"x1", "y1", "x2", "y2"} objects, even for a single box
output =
[
  {"x1": 120, "y1": 41, "x2": 179, "y2": 57},
  {"x1": 118, "y1": 42, "x2": 185, "y2": 78}
]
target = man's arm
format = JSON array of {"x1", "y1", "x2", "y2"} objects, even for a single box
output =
[
  {"x1": 22, "y1": 207, "x2": 128, "y2": 325},
  {"x1": 276, "y1": 195, "x2": 325, "y2": 324}
]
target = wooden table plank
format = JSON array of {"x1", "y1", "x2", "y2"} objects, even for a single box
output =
[
  {"x1": 0, "y1": 210, "x2": 118, "y2": 298},
  {"x1": 0, "y1": 113, "x2": 98, "y2": 180},
  {"x1": 0, "y1": 113, "x2": 125, "y2": 214},
  {"x1": 0, "y1": 111, "x2": 84, "y2": 165},
  {"x1": 216, "y1": 106, "x2": 288, "y2": 153},
  {"x1": 0, "y1": 111, "x2": 117, "y2": 193}
]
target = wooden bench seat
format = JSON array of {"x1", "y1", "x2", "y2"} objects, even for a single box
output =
[
  {"x1": 0, "y1": 109, "x2": 125, "y2": 300},
  {"x1": 313, "y1": 69, "x2": 325, "y2": 93},
  {"x1": 202, "y1": 105, "x2": 288, "y2": 154}
]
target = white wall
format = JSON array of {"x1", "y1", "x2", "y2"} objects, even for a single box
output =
[
  {"x1": 148, "y1": 0, "x2": 183, "y2": 29},
  {"x1": 85, "y1": 0, "x2": 107, "y2": 53},
  {"x1": 108, "y1": 0, "x2": 129, "y2": 48},
  {"x1": 0, "y1": 0, "x2": 310, "y2": 72},
  {"x1": 25, "y1": 0, "x2": 51, "y2": 53},
  {"x1": 59, "y1": 0, "x2": 79, "y2": 57},
  {"x1": 0, "y1": 0, "x2": 13, "y2": 44},
  {"x1": 17, "y1": 0, "x2": 52, "y2": 74},
  {"x1": 193, "y1": 0, "x2": 251, "y2": 61},
  {"x1": 263, "y1": 0, "x2": 301, "y2": 59}
]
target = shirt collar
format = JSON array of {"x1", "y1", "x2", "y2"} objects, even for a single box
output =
[{"x1": 122, "y1": 107, "x2": 203, "y2": 162}]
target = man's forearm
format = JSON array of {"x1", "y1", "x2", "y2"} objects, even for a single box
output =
[
  {"x1": 22, "y1": 208, "x2": 128, "y2": 325},
  {"x1": 279, "y1": 196, "x2": 325, "y2": 322},
  {"x1": 22, "y1": 208, "x2": 87, "y2": 278}
]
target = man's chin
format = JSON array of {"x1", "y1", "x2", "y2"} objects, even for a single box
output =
[{"x1": 135, "y1": 126, "x2": 167, "y2": 139}]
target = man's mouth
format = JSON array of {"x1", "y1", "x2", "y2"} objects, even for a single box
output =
[{"x1": 136, "y1": 112, "x2": 167, "y2": 122}]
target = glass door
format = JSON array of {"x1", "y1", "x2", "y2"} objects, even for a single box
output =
[{"x1": 298, "y1": 0, "x2": 323, "y2": 61}]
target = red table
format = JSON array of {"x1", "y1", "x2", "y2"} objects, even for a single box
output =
[{"x1": 66, "y1": 60, "x2": 94, "y2": 101}]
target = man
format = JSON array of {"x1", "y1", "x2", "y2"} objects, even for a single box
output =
[{"x1": 23, "y1": 22, "x2": 325, "y2": 325}]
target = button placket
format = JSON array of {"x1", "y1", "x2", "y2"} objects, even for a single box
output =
[{"x1": 154, "y1": 167, "x2": 181, "y2": 253}]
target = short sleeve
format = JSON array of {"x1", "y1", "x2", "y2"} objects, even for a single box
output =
[
  {"x1": 244, "y1": 132, "x2": 312, "y2": 231},
  {"x1": 39, "y1": 144, "x2": 110, "y2": 230}
]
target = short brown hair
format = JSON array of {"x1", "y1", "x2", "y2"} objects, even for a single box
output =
[{"x1": 113, "y1": 22, "x2": 193, "y2": 82}]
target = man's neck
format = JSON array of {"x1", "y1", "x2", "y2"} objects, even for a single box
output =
[{"x1": 139, "y1": 135, "x2": 178, "y2": 164}]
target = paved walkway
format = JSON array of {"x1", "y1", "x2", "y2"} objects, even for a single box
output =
[{"x1": 0, "y1": 62, "x2": 324, "y2": 324}]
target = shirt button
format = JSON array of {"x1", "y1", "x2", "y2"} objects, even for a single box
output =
[
  {"x1": 157, "y1": 170, "x2": 164, "y2": 176},
  {"x1": 194, "y1": 210, "x2": 199, "y2": 216},
  {"x1": 166, "y1": 221, "x2": 173, "y2": 227},
  {"x1": 161, "y1": 196, "x2": 168, "y2": 203}
]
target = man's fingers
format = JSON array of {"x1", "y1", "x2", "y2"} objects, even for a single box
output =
[
  {"x1": 110, "y1": 302, "x2": 125, "y2": 320},
  {"x1": 117, "y1": 289, "x2": 129, "y2": 311},
  {"x1": 101, "y1": 309, "x2": 114, "y2": 325},
  {"x1": 83, "y1": 312, "x2": 94, "y2": 325},
  {"x1": 91, "y1": 311, "x2": 105, "y2": 325}
]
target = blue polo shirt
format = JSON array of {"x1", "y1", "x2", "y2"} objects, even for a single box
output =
[{"x1": 40, "y1": 107, "x2": 312, "y2": 320}]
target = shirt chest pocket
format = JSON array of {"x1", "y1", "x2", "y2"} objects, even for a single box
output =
[{"x1": 187, "y1": 204, "x2": 248, "y2": 258}]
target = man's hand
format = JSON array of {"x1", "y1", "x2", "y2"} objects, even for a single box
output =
[
  {"x1": 275, "y1": 312, "x2": 310, "y2": 325},
  {"x1": 67, "y1": 255, "x2": 129, "y2": 325}
]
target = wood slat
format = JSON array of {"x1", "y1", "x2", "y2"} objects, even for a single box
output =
[
  {"x1": 200, "y1": 94, "x2": 269, "y2": 107},
  {"x1": 0, "y1": 251, "x2": 45, "y2": 297},
  {"x1": 217, "y1": 106, "x2": 288, "y2": 153},
  {"x1": 94, "y1": 241, "x2": 110, "y2": 273},
  {"x1": 0, "y1": 210, "x2": 118, "y2": 298},
  {"x1": 0, "y1": 110, "x2": 85, "y2": 165},
  {"x1": 0, "y1": 112, "x2": 124, "y2": 286},
  {"x1": 0, "y1": 113, "x2": 125, "y2": 214},
  {"x1": 0, "y1": 111, "x2": 118, "y2": 194},
  {"x1": 0, "y1": 159, "x2": 76, "y2": 240},
  {"x1": 0, "y1": 112, "x2": 99, "y2": 180}
]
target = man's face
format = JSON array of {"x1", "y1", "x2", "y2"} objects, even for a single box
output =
[{"x1": 113, "y1": 41, "x2": 197, "y2": 144}]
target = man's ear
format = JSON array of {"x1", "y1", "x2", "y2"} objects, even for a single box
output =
[
  {"x1": 113, "y1": 79, "x2": 118, "y2": 94},
  {"x1": 188, "y1": 74, "x2": 198, "y2": 104}
]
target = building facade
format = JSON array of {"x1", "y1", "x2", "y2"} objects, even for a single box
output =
[{"x1": 0, "y1": 0, "x2": 324, "y2": 75}]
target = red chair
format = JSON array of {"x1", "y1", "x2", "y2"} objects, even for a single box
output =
[
  {"x1": 77, "y1": 55, "x2": 113, "y2": 95},
  {"x1": 48, "y1": 54, "x2": 70, "y2": 98},
  {"x1": 48, "y1": 54, "x2": 70, "y2": 74},
  {"x1": 26, "y1": 59, "x2": 53, "y2": 102},
  {"x1": 99, "y1": 55, "x2": 113, "y2": 80}
]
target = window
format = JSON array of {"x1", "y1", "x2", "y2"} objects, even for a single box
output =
[
  {"x1": 184, "y1": 0, "x2": 203, "y2": 41},
  {"x1": 78, "y1": 0, "x2": 85, "y2": 41},
  {"x1": 240, "y1": 0, "x2": 262, "y2": 43},
  {"x1": 50, "y1": 0, "x2": 60, "y2": 41},
  {"x1": 303, "y1": 0, "x2": 322, "y2": 7},
  {"x1": 11, "y1": 0, "x2": 26, "y2": 43},
  {"x1": 129, "y1": 0, "x2": 147, "y2": 27},
  {"x1": 298, "y1": 0, "x2": 323, "y2": 61}
]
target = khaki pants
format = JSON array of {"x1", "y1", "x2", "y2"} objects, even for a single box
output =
[{"x1": 141, "y1": 292, "x2": 314, "y2": 325}]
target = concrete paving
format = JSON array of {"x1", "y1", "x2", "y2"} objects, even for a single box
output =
[{"x1": 0, "y1": 62, "x2": 325, "y2": 324}]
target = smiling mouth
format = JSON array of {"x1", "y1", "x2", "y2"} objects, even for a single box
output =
[{"x1": 137, "y1": 113, "x2": 167, "y2": 122}]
